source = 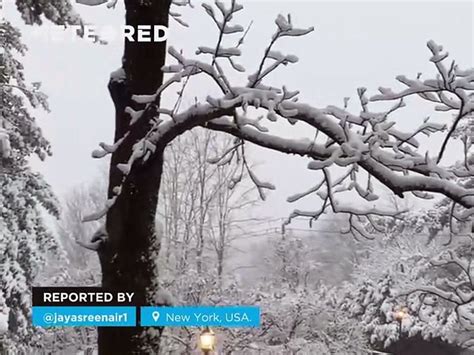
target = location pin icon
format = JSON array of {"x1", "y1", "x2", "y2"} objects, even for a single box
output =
[{"x1": 152, "y1": 311, "x2": 160, "y2": 322}]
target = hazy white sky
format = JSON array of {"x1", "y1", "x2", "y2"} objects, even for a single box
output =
[{"x1": 4, "y1": 0, "x2": 473, "y2": 224}]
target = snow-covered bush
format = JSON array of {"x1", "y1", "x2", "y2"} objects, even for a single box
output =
[{"x1": 339, "y1": 231, "x2": 471, "y2": 351}]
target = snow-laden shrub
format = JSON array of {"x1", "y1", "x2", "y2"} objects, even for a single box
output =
[{"x1": 339, "y1": 232, "x2": 471, "y2": 351}]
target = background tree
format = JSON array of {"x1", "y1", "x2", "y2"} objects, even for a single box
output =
[
  {"x1": 52, "y1": 172, "x2": 107, "y2": 285},
  {"x1": 158, "y1": 128, "x2": 260, "y2": 281},
  {"x1": 158, "y1": 129, "x2": 225, "y2": 275}
]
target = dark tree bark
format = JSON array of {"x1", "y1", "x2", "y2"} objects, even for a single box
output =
[{"x1": 97, "y1": 1, "x2": 171, "y2": 354}]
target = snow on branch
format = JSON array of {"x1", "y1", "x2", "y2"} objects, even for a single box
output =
[
  {"x1": 233, "y1": 141, "x2": 275, "y2": 200},
  {"x1": 82, "y1": 195, "x2": 119, "y2": 223},
  {"x1": 75, "y1": 0, "x2": 118, "y2": 8},
  {"x1": 76, "y1": 224, "x2": 108, "y2": 251},
  {"x1": 284, "y1": 168, "x2": 404, "y2": 238},
  {"x1": 170, "y1": 0, "x2": 194, "y2": 27},
  {"x1": 92, "y1": 132, "x2": 129, "y2": 159},
  {"x1": 248, "y1": 14, "x2": 314, "y2": 88},
  {"x1": 370, "y1": 40, "x2": 474, "y2": 164},
  {"x1": 75, "y1": 0, "x2": 107, "y2": 5}
]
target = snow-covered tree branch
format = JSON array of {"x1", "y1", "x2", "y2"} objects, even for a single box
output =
[{"x1": 89, "y1": 0, "x2": 474, "y2": 237}]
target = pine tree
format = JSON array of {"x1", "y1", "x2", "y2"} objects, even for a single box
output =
[{"x1": 0, "y1": 19, "x2": 60, "y2": 351}]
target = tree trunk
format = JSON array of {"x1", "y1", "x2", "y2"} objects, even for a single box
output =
[
  {"x1": 98, "y1": 1, "x2": 171, "y2": 354},
  {"x1": 217, "y1": 249, "x2": 223, "y2": 285},
  {"x1": 196, "y1": 232, "x2": 204, "y2": 274},
  {"x1": 217, "y1": 258, "x2": 223, "y2": 278}
]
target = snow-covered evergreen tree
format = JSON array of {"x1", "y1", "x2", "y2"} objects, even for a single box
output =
[
  {"x1": 0, "y1": 19, "x2": 60, "y2": 351},
  {"x1": 13, "y1": 0, "x2": 80, "y2": 26}
]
